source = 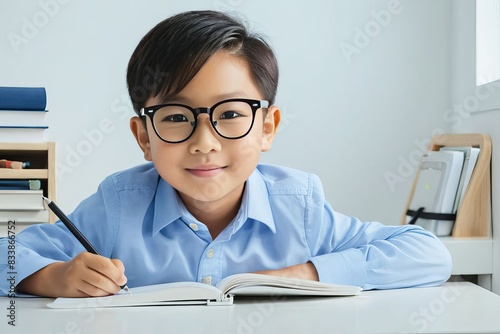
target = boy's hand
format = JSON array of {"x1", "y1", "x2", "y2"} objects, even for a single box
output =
[
  {"x1": 16, "y1": 252, "x2": 128, "y2": 298},
  {"x1": 255, "y1": 262, "x2": 319, "y2": 281}
]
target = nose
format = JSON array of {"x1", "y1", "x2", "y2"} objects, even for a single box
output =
[{"x1": 188, "y1": 114, "x2": 222, "y2": 154}]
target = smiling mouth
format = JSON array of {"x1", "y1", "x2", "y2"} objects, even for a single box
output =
[{"x1": 186, "y1": 166, "x2": 227, "y2": 177}]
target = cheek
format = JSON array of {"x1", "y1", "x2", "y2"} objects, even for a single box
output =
[
  {"x1": 148, "y1": 139, "x2": 181, "y2": 175},
  {"x1": 149, "y1": 140, "x2": 166, "y2": 162},
  {"x1": 232, "y1": 134, "x2": 263, "y2": 166},
  {"x1": 246, "y1": 121, "x2": 265, "y2": 153}
]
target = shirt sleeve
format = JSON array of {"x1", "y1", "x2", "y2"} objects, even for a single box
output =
[
  {"x1": 0, "y1": 178, "x2": 118, "y2": 297},
  {"x1": 305, "y1": 175, "x2": 452, "y2": 290}
]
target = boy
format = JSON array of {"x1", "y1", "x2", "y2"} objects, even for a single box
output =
[{"x1": 0, "y1": 10, "x2": 451, "y2": 297}]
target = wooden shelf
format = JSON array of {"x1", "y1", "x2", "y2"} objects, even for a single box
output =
[
  {"x1": 402, "y1": 133, "x2": 492, "y2": 237},
  {"x1": 0, "y1": 169, "x2": 49, "y2": 179},
  {"x1": 0, "y1": 142, "x2": 56, "y2": 223},
  {"x1": 0, "y1": 142, "x2": 52, "y2": 150}
]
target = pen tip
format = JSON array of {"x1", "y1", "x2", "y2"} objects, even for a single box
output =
[{"x1": 122, "y1": 285, "x2": 131, "y2": 294}]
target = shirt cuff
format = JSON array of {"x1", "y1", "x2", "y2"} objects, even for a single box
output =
[
  {"x1": 0, "y1": 248, "x2": 59, "y2": 297},
  {"x1": 309, "y1": 248, "x2": 367, "y2": 287}
]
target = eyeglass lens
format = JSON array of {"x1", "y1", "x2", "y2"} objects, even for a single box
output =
[{"x1": 152, "y1": 100, "x2": 255, "y2": 142}]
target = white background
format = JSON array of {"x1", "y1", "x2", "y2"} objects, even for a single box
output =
[{"x1": 0, "y1": 0, "x2": 497, "y2": 231}]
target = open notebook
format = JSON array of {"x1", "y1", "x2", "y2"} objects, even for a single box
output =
[{"x1": 47, "y1": 273, "x2": 362, "y2": 308}]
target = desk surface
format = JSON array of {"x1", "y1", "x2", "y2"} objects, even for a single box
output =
[{"x1": 1, "y1": 281, "x2": 500, "y2": 333}]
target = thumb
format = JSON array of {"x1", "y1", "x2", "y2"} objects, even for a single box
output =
[
  {"x1": 110, "y1": 259, "x2": 127, "y2": 285},
  {"x1": 110, "y1": 259, "x2": 125, "y2": 273}
]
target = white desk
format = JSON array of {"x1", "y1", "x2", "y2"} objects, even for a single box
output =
[{"x1": 1, "y1": 282, "x2": 499, "y2": 333}]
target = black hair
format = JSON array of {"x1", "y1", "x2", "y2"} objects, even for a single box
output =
[{"x1": 126, "y1": 10, "x2": 279, "y2": 115}]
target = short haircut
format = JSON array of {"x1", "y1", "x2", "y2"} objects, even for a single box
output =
[{"x1": 126, "y1": 10, "x2": 279, "y2": 115}]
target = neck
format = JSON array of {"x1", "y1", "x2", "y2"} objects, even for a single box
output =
[{"x1": 179, "y1": 185, "x2": 244, "y2": 239}]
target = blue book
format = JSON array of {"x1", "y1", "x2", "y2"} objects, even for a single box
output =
[
  {"x1": 0, "y1": 125, "x2": 48, "y2": 129},
  {"x1": 0, "y1": 180, "x2": 41, "y2": 190},
  {"x1": 0, "y1": 87, "x2": 47, "y2": 111}
]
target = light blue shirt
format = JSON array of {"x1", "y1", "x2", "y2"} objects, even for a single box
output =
[{"x1": 0, "y1": 163, "x2": 451, "y2": 296}]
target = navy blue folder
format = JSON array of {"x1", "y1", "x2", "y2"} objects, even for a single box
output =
[{"x1": 0, "y1": 87, "x2": 47, "y2": 111}]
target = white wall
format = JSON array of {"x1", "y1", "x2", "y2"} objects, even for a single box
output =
[
  {"x1": 450, "y1": 0, "x2": 500, "y2": 294},
  {"x1": 0, "y1": 0, "x2": 452, "y2": 226}
]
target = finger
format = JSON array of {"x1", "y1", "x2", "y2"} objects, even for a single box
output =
[
  {"x1": 110, "y1": 259, "x2": 128, "y2": 286},
  {"x1": 78, "y1": 281, "x2": 120, "y2": 297},
  {"x1": 85, "y1": 255, "x2": 127, "y2": 287},
  {"x1": 61, "y1": 256, "x2": 117, "y2": 297},
  {"x1": 75, "y1": 253, "x2": 126, "y2": 294},
  {"x1": 110, "y1": 258, "x2": 125, "y2": 272},
  {"x1": 78, "y1": 266, "x2": 122, "y2": 296}
]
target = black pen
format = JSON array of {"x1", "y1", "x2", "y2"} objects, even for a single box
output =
[{"x1": 42, "y1": 196, "x2": 131, "y2": 294}]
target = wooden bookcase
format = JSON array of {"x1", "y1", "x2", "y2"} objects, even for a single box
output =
[
  {"x1": 402, "y1": 133, "x2": 492, "y2": 237},
  {"x1": 0, "y1": 142, "x2": 56, "y2": 223}
]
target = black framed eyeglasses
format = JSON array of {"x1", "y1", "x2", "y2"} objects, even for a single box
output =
[{"x1": 140, "y1": 98, "x2": 269, "y2": 143}]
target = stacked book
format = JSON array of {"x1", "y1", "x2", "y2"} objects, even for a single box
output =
[
  {"x1": 0, "y1": 86, "x2": 48, "y2": 142},
  {"x1": 0, "y1": 179, "x2": 49, "y2": 236},
  {"x1": 406, "y1": 146, "x2": 480, "y2": 236}
]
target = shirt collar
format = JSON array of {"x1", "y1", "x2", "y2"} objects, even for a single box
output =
[
  {"x1": 152, "y1": 178, "x2": 183, "y2": 236},
  {"x1": 151, "y1": 169, "x2": 276, "y2": 236},
  {"x1": 233, "y1": 169, "x2": 276, "y2": 234}
]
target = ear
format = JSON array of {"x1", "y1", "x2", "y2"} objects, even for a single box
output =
[
  {"x1": 130, "y1": 116, "x2": 152, "y2": 161},
  {"x1": 261, "y1": 105, "x2": 280, "y2": 152}
]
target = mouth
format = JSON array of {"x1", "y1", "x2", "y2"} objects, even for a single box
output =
[{"x1": 186, "y1": 166, "x2": 227, "y2": 178}]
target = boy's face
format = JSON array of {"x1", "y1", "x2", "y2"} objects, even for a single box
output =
[{"x1": 131, "y1": 51, "x2": 280, "y2": 214}]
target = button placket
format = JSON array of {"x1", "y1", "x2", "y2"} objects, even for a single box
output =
[{"x1": 197, "y1": 241, "x2": 224, "y2": 285}]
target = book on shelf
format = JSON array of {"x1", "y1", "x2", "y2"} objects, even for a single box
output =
[
  {"x1": 406, "y1": 150, "x2": 464, "y2": 236},
  {"x1": 0, "y1": 109, "x2": 48, "y2": 127},
  {"x1": 0, "y1": 87, "x2": 47, "y2": 111},
  {"x1": 439, "y1": 146, "x2": 480, "y2": 212},
  {"x1": 0, "y1": 209, "x2": 49, "y2": 223},
  {"x1": 0, "y1": 189, "x2": 45, "y2": 210},
  {"x1": 47, "y1": 273, "x2": 362, "y2": 308},
  {"x1": 0, "y1": 179, "x2": 41, "y2": 190},
  {"x1": 0, "y1": 125, "x2": 48, "y2": 129},
  {"x1": 0, "y1": 126, "x2": 48, "y2": 143},
  {"x1": 0, "y1": 86, "x2": 49, "y2": 142}
]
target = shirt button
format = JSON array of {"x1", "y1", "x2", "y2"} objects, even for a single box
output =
[
  {"x1": 189, "y1": 223, "x2": 199, "y2": 231},
  {"x1": 207, "y1": 249, "x2": 214, "y2": 259},
  {"x1": 202, "y1": 276, "x2": 213, "y2": 285}
]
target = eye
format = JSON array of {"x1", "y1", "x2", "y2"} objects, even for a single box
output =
[
  {"x1": 162, "y1": 114, "x2": 189, "y2": 122},
  {"x1": 219, "y1": 111, "x2": 243, "y2": 119}
]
